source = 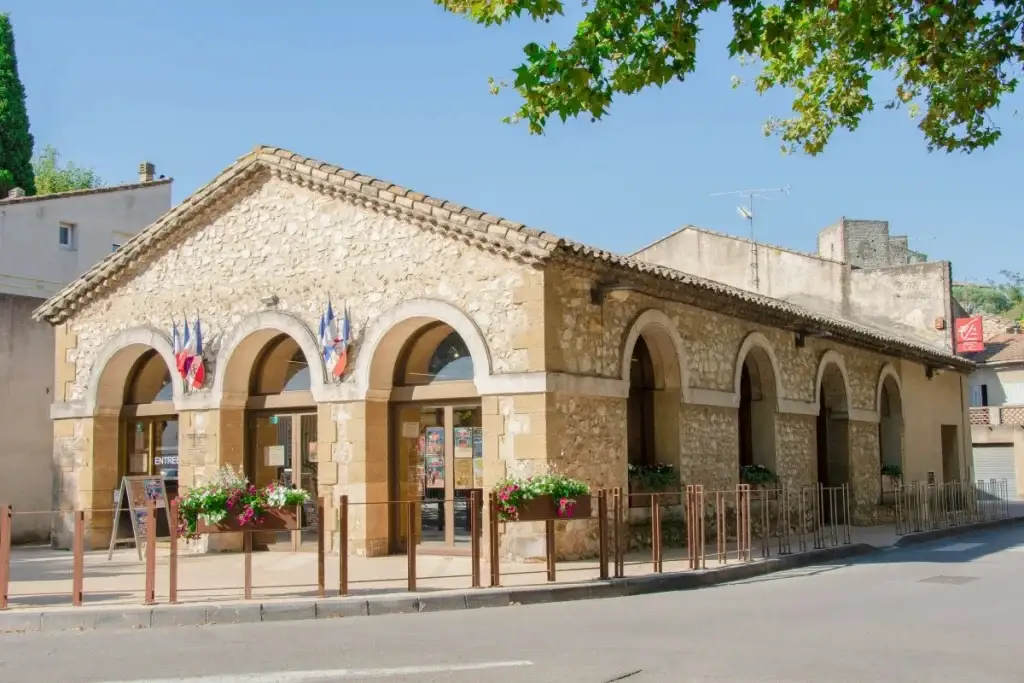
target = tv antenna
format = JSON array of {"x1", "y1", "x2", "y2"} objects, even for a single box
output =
[{"x1": 709, "y1": 186, "x2": 791, "y2": 292}]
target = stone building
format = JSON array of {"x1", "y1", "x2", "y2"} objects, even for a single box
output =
[
  {"x1": 34, "y1": 147, "x2": 974, "y2": 558},
  {"x1": 0, "y1": 165, "x2": 171, "y2": 542}
]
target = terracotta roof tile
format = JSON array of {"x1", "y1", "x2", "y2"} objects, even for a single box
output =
[
  {"x1": 964, "y1": 334, "x2": 1024, "y2": 365},
  {"x1": 32, "y1": 145, "x2": 972, "y2": 372}
]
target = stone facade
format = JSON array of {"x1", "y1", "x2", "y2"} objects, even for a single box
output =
[{"x1": 35, "y1": 146, "x2": 974, "y2": 558}]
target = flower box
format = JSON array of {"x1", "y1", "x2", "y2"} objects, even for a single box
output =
[
  {"x1": 515, "y1": 494, "x2": 592, "y2": 521},
  {"x1": 196, "y1": 505, "x2": 299, "y2": 534}
]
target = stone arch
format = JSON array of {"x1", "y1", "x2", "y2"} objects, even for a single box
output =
[
  {"x1": 86, "y1": 327, "x2": 182, "y2": 414},
  {"x1": 354, "y1": 298, "x2": 493, "y2": 395},
  {"x1": 814, "y1": 350, "x2": 851, "y2": 497},
  {"x1": 620, "y1": 309, "x2": 685, "y2": 484},
  {"x1": 619, "y1": 309, "x2": 688, "y2": 393},
  {"x1": 876, "y1": 364, "x2": 904, "y2": 474},
  {"x1": 813, "y1": 350, "x2": 851, "y2": 412},
  {"x1": 212, "y1": 310, "x2": 327, "y2": 406},
  {"x1": 733, "y1": 332, "x2": 780, "y2": 474}
]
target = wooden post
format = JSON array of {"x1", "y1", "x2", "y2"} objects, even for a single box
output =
[
  {"x1": 470, "y1": 490, "x2": 481, "y2": 588},
  {"x1": 244, "y1": 531, "x2": 253, "y2": 600},
  {"x1": 597, "y1": 490, "x2": 609, "y2": 580},
  {"x1": 545, "y1": 519, "x2": 557, "y2": 582},
  {"x1": 144, "y1": 500, "x2": 157, "y2": 605},
  {"x1": 652, "y1": 494, "x2": 663, "y2": 573},
  {"x1": 168, "y1": 502, "x2": 178, "y2": 604},
  {"x1": 72, "y1": 511, "x2": 85, "y2": 606},
  {"x1": 0, "y1": 505, "x2": 12, "y2": 610},
  {"x1": 612, "y1": 488, "x2": 624, "y2": 578},
  {"x1": 316, "y1": 497, "x2": 326, "y2": 599},
  {"x1": 339, "y1": 495, "x2": 349, "y2": 597},
  {"x1": 406, "y1": 500, "x2": 417, "y2": 592},
  {"x1": 488, "y1": 493, "x2": 501, "y2": 587}
]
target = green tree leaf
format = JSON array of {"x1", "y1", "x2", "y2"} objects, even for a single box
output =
[
  {"x1": 0, "y1": 13, "x2": 35, "y2": 195},
  {"x1": 433, "y1": 0, "x2": 1024, "y2": 155},
  {"x1": 32, "y1": 145, "x2": 102, "y2": 195}
]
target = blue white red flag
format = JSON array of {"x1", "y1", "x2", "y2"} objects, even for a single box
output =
[
  {"x1": 185, "y1": 316, "x2": 206, "y2": 391},
  {"x1": 176, "y1": 318, "x2": 191, "y2": 378}
]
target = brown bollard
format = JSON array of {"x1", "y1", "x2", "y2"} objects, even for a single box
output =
[
  {"x1": 244, "y1": 531, "x2": 253, "y2": 600},
  {"x1": 316, "y1": 496, "x2": 326, "y2": 598},
  {"x1": 597, "y1": 490, "x2": 609, "y2": 580},
  {"x1": 144, "y1": 500, "x2": 157, "y2": 605},
  {"x1": 652, "y1": 494, "x2": 663, "y2": 574},
  {"x1": 339, "y1": 495, "x2": 349, "y2": 596},
  {"x1": 612, "y1": 487, "x2": 624, "y2": 579},
  {"x1": 72, "y1": 510, "x2": 85, "y2": 606},
  {"x1": 488, "y1": 493, "x2": 501, "y2": 587},
  {"x1": 407, "y1": 500, "x2": 417, "y2": 592},
  {"x1": 545, "y1": 519, "x2": 557, "y2": 582},
  {"x1": 168, "y1": 502, "x2": 178, "y2": 604},
  {"x1": 470, "y1": 490, "x2": 481, "y2": 588}
]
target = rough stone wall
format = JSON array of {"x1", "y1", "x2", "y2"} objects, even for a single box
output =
[
  {"x1": 61, "y1": 174, "x2": 535, "y2": 400},
  {"x1": 848, "y1": 420, "x2": 882, "y2": 523},
  {"x1": 679, "y1": 404, "x2": 738, "y2": 492},
  {"x1": 842, "y1": 220, "x2": 892, "y2": 267},
  {"x1": 774, "y1": 413, "x2": 816, "y2": 489}
]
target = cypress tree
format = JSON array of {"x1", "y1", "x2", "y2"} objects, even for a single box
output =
[{"x1": 0, "y1": 13, "x2": 35, "y2": 196}]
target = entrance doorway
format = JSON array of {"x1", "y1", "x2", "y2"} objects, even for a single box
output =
[
  {"x1": 391, "y1": 403, "x2": 483, "y2": 552},
  {"x1": 246, "y1": 411, "x2": 319, "y2": 548}
]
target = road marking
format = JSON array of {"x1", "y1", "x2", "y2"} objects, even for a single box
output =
[
  {"x1": 94, "y1": 660, "x2": 533, "y2": 682},
  {"x1": 932, "y1": 542, "x2": 983, "y2": 552}
]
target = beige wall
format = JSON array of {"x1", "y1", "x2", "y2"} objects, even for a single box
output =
[
  {"x1": 969, "y1": 365, "x2": 1024, "y2": 406},
  {"x1": 0, "y1": 294, "x2": 55, "y2": 542},
  {"x1": 0, "y1": 182, "x2": 172, "y2": 300},
  {"x1": 633, "y1": 227, "x2": 953, "y2": 352},
  {"x1": 900, "y1": 361, "x2": 972, "y2": 482}
]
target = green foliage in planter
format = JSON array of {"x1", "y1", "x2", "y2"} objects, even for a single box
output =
[
  {"x1": 881, "y1": 464, "x2": 903, "y2": 480},
  {"x1": 740, "y1": 464, "x2": 779, "y2": 486},
  {"x1": 628, "y1": 463, "x2": 680, "y2": 490},
  {"x1": 492, "y1": 472, "x2": 590, "y2": 522}
]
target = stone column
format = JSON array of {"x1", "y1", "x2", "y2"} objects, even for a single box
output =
[
  {"x1": 848, "y1": 419, "x2": 882, "y2": 524},
  {"x1": 334, "y1": 400, "x2": 390, "y2": 557},
  {"x1": 774, "y1": 412, "x2": 817, "y2": 490}
]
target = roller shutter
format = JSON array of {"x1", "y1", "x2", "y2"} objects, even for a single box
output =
[{"x1": 972, "y1": 445, "x2": 1018, "y2": 500}]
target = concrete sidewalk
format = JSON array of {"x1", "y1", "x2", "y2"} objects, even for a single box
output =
[{"x1": 1, "y1": 515, "x2": 1020, "y2": 634}]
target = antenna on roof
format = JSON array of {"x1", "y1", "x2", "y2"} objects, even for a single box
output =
[{"x1": 710, "y1": 185, "x2": 791, "y2": 293}]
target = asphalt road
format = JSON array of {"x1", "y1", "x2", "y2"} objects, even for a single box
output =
[{"x1": 2, "y1": 524, "x2": 1023, "y2": 683}]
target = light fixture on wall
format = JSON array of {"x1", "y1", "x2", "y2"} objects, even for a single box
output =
[
  {"x1": 261, "y1": 294, "x2": 280, "y2": 308},
  {"x1": 590, "y1": 281, "x2": 637, "y2": 305}
]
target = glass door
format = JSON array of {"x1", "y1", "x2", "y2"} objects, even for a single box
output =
[
  {"x1": 391, "y1": 404, "x2": 483, "y2": 551},
  {"x1": 119, "y1": 417, "x2": 179, "y2": 538}
]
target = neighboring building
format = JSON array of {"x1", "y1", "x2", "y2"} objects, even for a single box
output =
[
  {"x1": 0, "y1": 164, "x2": 172, "y2": 542},
  {"x1": 966, "y1": 333, "x2": 1024, "y2": 499},
  {"x1": 34, "y1": 147, "x2": 973, "y2": 559},
  {"x1": 632, "y1": 221, "x2": 955, "y2": 353}
]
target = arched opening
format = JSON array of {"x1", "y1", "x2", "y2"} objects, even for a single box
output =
[
  {"x1": 878, "y1": 375, "x2": 904, "y2": 485},
  {"x1": 366, "y1": 320, "x2": 483, "y2": 553},
  {"x1": 622, "y1": 321, "x2": 683, "y2": 509},
  {"x1": 736, "y1": 345, "x2": 778, "y2": 479},
  {"x1": 105, "y1": 346, "x2": 178, "y2": 542},
  {"x1": 627, "y1": 337, "x2": 656, "y2": 468},
  {"x1": 242, "y1": 333, "x2": 318, "y2": 549},
  {"x1": 815, "y1": 362, "x2": 850, "y2": 504}
]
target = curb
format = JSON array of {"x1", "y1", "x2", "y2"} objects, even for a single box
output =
[
  {"x1": 892, "y1": 515, "x2": 1024, "y2": 548},
  {"x1": 0, "y1": 543, "x2": 875, "y2": 635}
]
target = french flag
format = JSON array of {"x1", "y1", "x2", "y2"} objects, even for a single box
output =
[{"x1": 185, "y1": 317, "x2": 206, "y2": 391}]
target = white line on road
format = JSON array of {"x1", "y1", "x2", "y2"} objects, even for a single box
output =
[
  {"x1": 93, "y1": 660, "x2": 534, "y2": 683},
  {"x1": 932, "y1": 542, "x2": 983, "y2": 552}
]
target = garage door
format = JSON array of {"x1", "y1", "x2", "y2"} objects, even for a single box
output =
[{"x1": 972, "y1": 444, "x2": 1018, "y2": 500}]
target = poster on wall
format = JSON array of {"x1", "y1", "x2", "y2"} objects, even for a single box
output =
[
  {"x1": 453, "y1": 427, "x2": 473, "y2": 459},
  {"x1": 473, "y1": 458, "x2": 484, "y2": 488},
  {"x1": 455, "y1": 458, "x2": 473, "y2": 488},
  {"x1": 472, "y1": 428, "x2": 483, "y2": 459},
  {"x1": 424, "y1": 427, "x2": 444, "y2": 456},
  {"x1": 402, "y1": 422, "x2": 421, "y2": 439},
  {"x1": 424, "y1": 455, "x2": 445, "y2": 489}
]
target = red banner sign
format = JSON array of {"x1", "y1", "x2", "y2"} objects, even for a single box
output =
[{"x1": 955, "y1": 316, "x2": 984, "y2": 353}]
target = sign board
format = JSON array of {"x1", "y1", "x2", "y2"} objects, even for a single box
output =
[
  {"x1": 955, "y1": 316, "x2": 984, "y2": 353},
  {"x1": 107, "y1": 475, "x2": 171, "y2": 561},
  {"x1": 265, "y1": 445, "x2": 286, "y2": 467}
]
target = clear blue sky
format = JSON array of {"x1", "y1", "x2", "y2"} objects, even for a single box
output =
[{"x1": 6, "y1": 2, "x2": 1021, "y2": 283}]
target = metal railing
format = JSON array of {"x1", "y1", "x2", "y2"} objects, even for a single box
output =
[{"x1": 894, "y1": 479, "x2": 1011, "y2": 535}]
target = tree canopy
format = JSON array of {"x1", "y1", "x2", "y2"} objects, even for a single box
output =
[
  {"x1": 32, "y1": 145, "x2": 102, "y2": 195},
  {"x1": 0, "y1": 13, "x2": 35, "y2": 196},
  {"x1": 954, "y1": 271, "x2": 1024, "y2": 321},
  {"x1": 434, "y1": 0, "x2": 1024, "y2": 155}
]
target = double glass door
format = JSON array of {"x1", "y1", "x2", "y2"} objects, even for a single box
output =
[
  {"x1": 120, "y1": 417, "x2": 178, "y2": 538},
  {"x1": 392, "y1": 404, "x2": 483, "y2": 550},
  {"x1": 247, "y1": 411, "x2": 319, "y2": 548}
]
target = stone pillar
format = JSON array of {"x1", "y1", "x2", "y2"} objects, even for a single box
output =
[
  {"x1": 848, "y1": 420, "x2": 882, "y2": 524},
  {"x1": 334, "y1": 400, "x2": 390, "y2": 557},
  {"x1": 774, "y1": 412, "x2": 817, "y2": 490},
  {"x1": 679, "y1": 403, "x2": 739, "y2": 491}
]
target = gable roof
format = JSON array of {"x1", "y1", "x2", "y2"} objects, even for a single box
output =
[
  {"x1": 0, "y1": 177, "x2": 172, "y2": 207},
  {"x1": 32, "y1": 145, "x2": 973, "y2": 372},
  {"x1": 963, "y1": 334, "x2": 1024, "y2": 365}
]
